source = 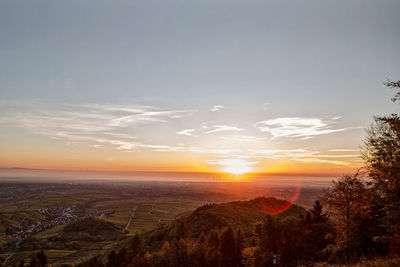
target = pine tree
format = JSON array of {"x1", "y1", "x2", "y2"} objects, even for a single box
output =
[
  {"x1": 235, "y1": 228, "x2": 245, "y2": 266},
  {"x1": 131, "y1": 234, "x2": 144, "y2": 255},
  {"x1": 219, "y1": 226, "x2": 236, "y2": 266},
  {"x1": 311, "y1": 200, "x2": 328, "y2": 224},
  {"x1": 106, "y1": 251, "x2": 117, "y2": 267},
  {"x1": 177, "y1": 221, "x2": 187, "y2": 239},
  {"x1": 36, "y1": 251, "x2": 47, "y2": 266},
  {"x1": 28, "y1": 255, "x2": 40, "y2": 267}
]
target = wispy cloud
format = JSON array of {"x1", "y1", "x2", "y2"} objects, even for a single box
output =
[
  {"x1": 210, "y1": 105, "x2": 226, "y2": 112},
  {"x1": 209, "y1": 149, "x2": 239, "y2": 154},
  {"x1": 291, "y1": 158, "x2": 350, "y2": 166},
  {"x1": 0, "y1": 102, "x2": 195, "y2": 151},
  {"x1": 205, "y1": 125, "x2": 245, "y2": 134},
  {"x1": 254, "y1": 116, "x2": 353, "y2": 139},
  {"x1": 250, "y1": 149, "x2": 310, "y2": 159},
  {"x1": 176, "y1": 129, "x2": 196, "y2": 136},
  {"x1": 329, "y1": 148, "x2": 359, "y2": 152},
  {"x1": 249, "y1": 148, "x2": 359, "y2": 166},
  {"x1": 220, "y1": 135, "x2": 266, "y2": 142}
]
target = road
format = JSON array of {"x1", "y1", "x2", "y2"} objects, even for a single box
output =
[
  {"x1": 3, "y1": 252, "x2": 15, "y2": 266},
  {"x1": 18, "y1": 217, "x2": 26, "y2": 228},
  {"x1": 124, "y1": 205, "x2": 142, "y2": 232}
]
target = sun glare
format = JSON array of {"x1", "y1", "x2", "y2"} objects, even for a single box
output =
[{"x1": 222, "y1": 159, "x2": 255, "y2": 175}]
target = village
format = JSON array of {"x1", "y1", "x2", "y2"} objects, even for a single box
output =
[{"x1": 8, "y1": 206, "x2": 95, "y2": 249}]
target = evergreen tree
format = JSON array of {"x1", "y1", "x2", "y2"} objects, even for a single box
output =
[
  {"x1": 131, "y1": 234, "x2": 145, "y2": 255},
  {"x1": 311, "y1": 200, "x2": 328, "y2": 224},
  {"x1": 235, "y1": 228, "x2": 244, "y2": 266},
  {"x1": 303, "y1": 212, "x2": 312, "y2": 226},
  {"x1": 207, "y1": 230, "x2": 219, "y2": 249},
  {"x1": 177, "y1": 221, "x2": 187, "y2": 239},
  {"x1": 36, "y1": 251, "x2": 47, "y2": 266},
  {"x1": 302, "y1": 201, "x2": 333, "y2": 263},
  {"x1": 106, "y1": 251, "x2": 117, "y2": 267},
  {"x1": 219, "y1": 226, "x2": 236, "y2": 266},
  {"x1": 117, "y1": 248, "x2": 127, "y2": 266},
  {"x1": 252, "y1": 221, "x2": 263, "y2": 247},
  {"x1": 28, "y1": 255, "x2": 40, "y2": 267}
]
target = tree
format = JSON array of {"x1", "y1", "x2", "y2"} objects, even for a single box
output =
[
  {"x1": 106, "y1": 251, "x2": 117, "y2": 267},
  {"x1": 324, "y1": 175, "x2": 380, "y2": 260},
  {"x1": 28, "y1": 255, "x2": 40, "y2": 267},
  {"x1": 235, "y1": 228, "x2": 244, "y2": 267},
  {"x1": 363, "y1": 80, "x2": 400, "y2": 246},
  {"x1": 219, "y1": 226, "x2": 236, "y2": 266},
  {"x1": 206, "y1": 230, "x2": 219, "y2": 249},
  {"x1": 362, "y1": 113, "x2": 400, "y2": 252},
  {"x1": 278, "y1": 216, "x2": 305, "y2": 266},
  {"x1": 205, "y1": 230, "x2": 220, "y2": 266},
  {"x1": 131, "y1": 234, "x2": 145, "y2": 255},
  {"x1": 384, "y1": 79, "x2": 400, "y2": 102},
  {"x1": 177, "y1": 221, "x2": 187, "y2": 239},
  {"x1": 311, "y1": 200, "x2": 329, "y2": 224},
  {"x1": 302, "y1": 201, "x2": 333, "y2": 263},
  {"x1": 363, "y1": 114, "x2": 400, "y2": 199},
  {"x1": 36, "y1": 251, "x2": 47, "y2": 266},
  {"x1": 241, "y1": 247, "x2": 256, "y2": 267},
  {"x1": 252, "y1": 221, "x2": 263, "y2": 247}
]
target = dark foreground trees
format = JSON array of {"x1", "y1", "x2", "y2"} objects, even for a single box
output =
[
  {"x1": 362, "y1": 114, "x2": 400, "y2": 254},
  {"x1": 322, "y1": 80, "x2": 400, "y2": 261},
  {"x1": 323, "y1": 175, "x2": 385, "y2": 261},
  {"x1": 361, "y1": 80, "x2": 400, "y2": 254}
]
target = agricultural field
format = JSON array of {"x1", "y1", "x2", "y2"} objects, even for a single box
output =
[{"x1": 0, "y1": 181, "x2": 210, "y2": 266}]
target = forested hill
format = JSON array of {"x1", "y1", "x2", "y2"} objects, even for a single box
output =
[
  {"x1": 77, "y1": 197, "x2": 316, "y2": 267},
  {"x1": 146, "y1": 197, "x2": 306, "y2": 242}
]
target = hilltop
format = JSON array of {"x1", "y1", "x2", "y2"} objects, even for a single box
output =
[
  {"x1": 145, "y1": 197, "x2": 306, "y2": 247},
  {"x1": 78, "y1": 197, "x2": 312, "y2": 267}
]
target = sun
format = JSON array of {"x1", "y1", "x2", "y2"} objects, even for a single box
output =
[{"x1": 222, "y1": 159, "x2": 255, "y2": 175}]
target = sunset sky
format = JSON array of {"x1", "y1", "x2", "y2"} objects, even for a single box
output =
[{"x1": 0, "y1": 0, "x2": 399, "y2": 174}]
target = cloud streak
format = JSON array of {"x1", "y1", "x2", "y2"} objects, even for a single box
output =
[
  {"x1": 254, "y1": 116, "x2": 354, "y2": 139},
  {"x1": 176, "y1": 129, "x2": 196, "y2": 136},
  {"x1": 205, "y1": 125, "x2": 245, "y2": 134},
  {"x1": 0, "y1": 102, "x2": 195, "y2": 151},
  {"x1": 210, "y1": 105, "x2": 226, "y2": 112},
  {"x1": 239, "y1": 148, "x2": 359, "y2": 166}
]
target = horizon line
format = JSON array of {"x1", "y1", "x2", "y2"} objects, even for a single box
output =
[{"x1": 0, "y1": 166, "x2": 351, "y2": 178}]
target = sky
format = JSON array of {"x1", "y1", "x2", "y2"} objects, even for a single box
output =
[{"x1": 0, "y1": 0, "x2": 399, "y2": 175}]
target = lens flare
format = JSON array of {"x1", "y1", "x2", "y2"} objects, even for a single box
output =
[{"x1": 260, "y1": 183, "x2": 302, "y2": 214}]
